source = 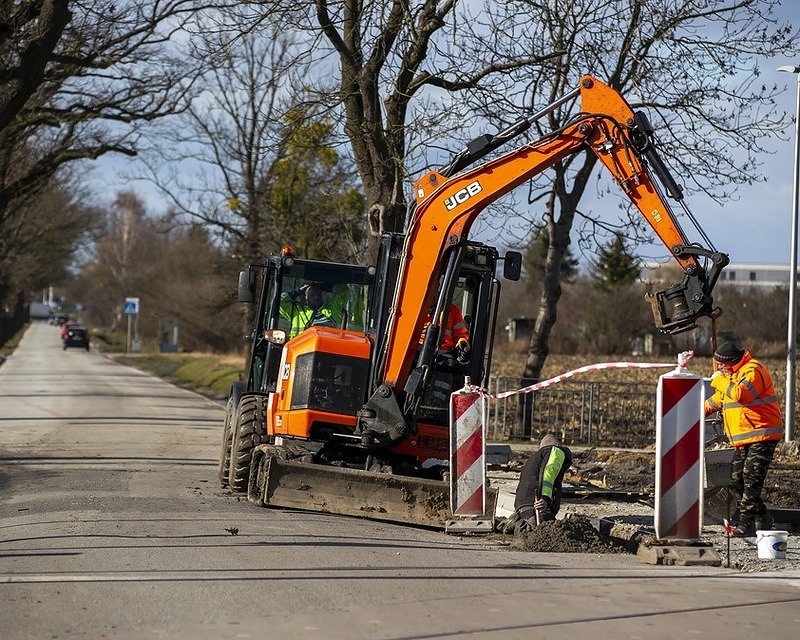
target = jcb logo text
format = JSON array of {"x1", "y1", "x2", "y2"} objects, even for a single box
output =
[{"x1": 443, "y1": 181, "x2": 482, "y2": 211}]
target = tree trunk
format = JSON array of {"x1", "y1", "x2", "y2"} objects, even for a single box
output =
[
  {"x1": 523, "y1": 173, "x2": 586, "y2": 381},
  {"x1": 517, "y1": 160, "x2": 594, "y2": 431},
  {"x1": 339, "y1": 69, "x2": 406, "y2": 262}
]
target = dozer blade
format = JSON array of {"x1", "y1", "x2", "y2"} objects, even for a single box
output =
[{"x1": 260, "y1": 457, "x2": 496, "y2": 529}]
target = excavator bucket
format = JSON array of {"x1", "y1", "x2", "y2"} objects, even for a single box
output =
[
  {"x1": 250, "y1": 453, "x2": 496, "y2": 529},
  {"x1": 645, "y1": 279, "x2": 710, "y2": 335},
  {"x1": 646, "y1": 288, "x2": 698, "y2": 335},
  {"x1": 645, "y1": 251, "x2": 728, "y2": 335}
]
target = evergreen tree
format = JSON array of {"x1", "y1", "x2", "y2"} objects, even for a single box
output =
[
  {"x1": 592, "y1": 234, "x2": 640, "y2": 290},
  {"x1": 267, "y1": 108, "x2": 366, "y2": 262}
]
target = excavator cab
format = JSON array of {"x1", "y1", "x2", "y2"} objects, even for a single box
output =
[
  {"x1": 414, "y1": 249, "x2": 506, "y2": 423},
  {"x1": 360, "y1": 235, "x2": 520, "y2": 456}
]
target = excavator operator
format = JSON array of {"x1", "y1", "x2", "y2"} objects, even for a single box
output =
[
  {"x1": 420, "y1": 302, "x2": 471, "y2": 369},
  {"x1": 279, "y1": 282, "x2": 340, "y2": 338}
]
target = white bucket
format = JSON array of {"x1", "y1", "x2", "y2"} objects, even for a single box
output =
[{"x1": 756, "y1": 530, "x2": 788, "y2": 560}]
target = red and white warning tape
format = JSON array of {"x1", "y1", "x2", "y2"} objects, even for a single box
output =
[{"x1": 470, "y1": 351, "x2": 695, "y2": 399}]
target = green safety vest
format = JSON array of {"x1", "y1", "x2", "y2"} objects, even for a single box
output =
[{"x1": 279, "y1": 288, "x2": 365, "y2": 338}]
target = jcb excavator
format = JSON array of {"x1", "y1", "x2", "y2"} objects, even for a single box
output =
[{"x1": 219, "y1": 75, "x2": 728, "y2": 528}]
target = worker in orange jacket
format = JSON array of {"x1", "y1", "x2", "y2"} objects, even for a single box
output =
[
  {"x1": 705, "y1": 342, "x2": 784, "y2": 537},
  {"x1": 420, "y1": 303, "x2": 470, "y2": 365}
]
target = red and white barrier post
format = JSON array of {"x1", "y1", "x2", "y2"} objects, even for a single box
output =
[
  {"x1": 655, "y1": 362, "x2": 705, "y2": 540},
  {"x1": 449, "y1": 384, "x2": 486, "y2": 518}
]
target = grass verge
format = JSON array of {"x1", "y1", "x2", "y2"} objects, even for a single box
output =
[
  {"x1": 0, "y1": 323, "x2": 28, "y2": 359},
  {"x1": 115, "y1": 353, "x2": 244, "y2": 400}
]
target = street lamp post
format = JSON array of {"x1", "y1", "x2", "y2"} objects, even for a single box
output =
[{"x1": 778, "y1": 65, "x2": 800, "y2": 443}]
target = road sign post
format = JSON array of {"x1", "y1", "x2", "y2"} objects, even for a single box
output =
[{"x1": 123, "y1": 298, "x2": 140, "y2": 354}]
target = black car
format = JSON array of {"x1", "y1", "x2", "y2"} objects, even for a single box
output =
[{"x1": 63, "y1": 326, "x2": 90, "y2": 351}]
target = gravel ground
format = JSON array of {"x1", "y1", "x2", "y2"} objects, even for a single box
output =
[
  {"x1": 566, "y1": 498, "x2": 800, "y2": 572},
  {"x1": 488, "y1": 464, "x2": 800, "y2": 573}
]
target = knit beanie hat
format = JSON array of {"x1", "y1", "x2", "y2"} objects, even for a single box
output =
[
  {"x1": 713, "y1": 342, "x2": 744, "y2": 364},
  {"x1": 539, "y1": 433, "x2": 560, "y2": 448}
]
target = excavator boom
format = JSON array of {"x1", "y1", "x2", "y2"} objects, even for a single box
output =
[
  {"x1": 356, "y1": 74, "x2": 727, "y2": 464},
  {"x1": 382, "y1": 75, "x2": 726, "y2": 394}
]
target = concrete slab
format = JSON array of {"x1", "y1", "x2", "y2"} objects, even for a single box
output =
[
  {"x1": 444, "y1": 518, "x2": 494, "y2": 534},
  {"x1": 638, "y1": 540, "x2": 722, "y2": 566},
  {"x1": 704, "y1": 448, "x2": 734, "y2": 488},
  {"x1": 592, "y1": 516, "x2": 651, "y2": 551},
  {"x1": 495, "y1": 489, "x2": 516, "y2": 519}
]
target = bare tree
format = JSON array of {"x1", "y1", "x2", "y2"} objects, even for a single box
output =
[
  {"x1": 211, "y1": 2, "x2": 562, "y2": 256},
  {"x1": 713, "y1": 285, "x2": 791, "y2": 356},
  {"x1": 79, "y1": 191, "x2": 159, "y2": 330},
  {"x1": 452, "y1": 0, "x2": 799, "y2": 381},
  {"x1": 215, "y1": 2, "x2": 797, "y2": 387},
  {"x1": 145, "y1": 28, "x2": 365, "y2": 266},
  {"x1": 0, "y1": 168, "x2": 101, "y2": 310},
  {"x1": 0, "y1": 0, "x2": 72, "y2": 134},
  {"x1": 0, "y1": 1, "x2": 200, "y2": 310},
  {"x1": 0, "y1": 1, "x2": 200, "y2": 210},
  {"x1": 74, "y1": 194, "x2": 241, "y2": 350}
]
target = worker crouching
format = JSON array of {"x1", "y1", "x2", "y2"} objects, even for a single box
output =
[{"x1": 501, "y1": 434, "x2": 572, "y2": 535}]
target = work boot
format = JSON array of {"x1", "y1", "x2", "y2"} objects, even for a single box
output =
[
  {"x1": 756, "y1": 512, "x2": 774, "y2": 531},
  {"x1": 497, "y1": 514, "x2": 519, "y2": 535}
]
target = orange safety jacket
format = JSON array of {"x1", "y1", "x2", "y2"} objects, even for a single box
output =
[
  {"x1": 705, "y1": 350, "x2": 784, "y2": 447},
  {"x1": 420, "y1": 304, "x2": 469, "y2": 351}
]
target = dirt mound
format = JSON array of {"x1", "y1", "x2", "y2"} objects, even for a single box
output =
[{"x1": 511, "y1": 514, "x2": 627, "y2": 554}]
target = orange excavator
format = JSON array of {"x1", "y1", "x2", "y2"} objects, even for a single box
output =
[{"x1": 220, "y1": 75, "x2": 728, "y2": 528}]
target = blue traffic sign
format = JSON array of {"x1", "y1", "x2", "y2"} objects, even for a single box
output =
[{"x1": 123, "y1": 297, "x2": 140, "y2": 316}]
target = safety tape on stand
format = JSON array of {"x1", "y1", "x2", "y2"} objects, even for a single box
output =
[{"x1": 470, "y1": 351, "x2": 695, "y2": 399}]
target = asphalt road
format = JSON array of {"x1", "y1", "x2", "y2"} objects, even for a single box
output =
[{"x1": 1, "y1": 322, "x2": 799, "y2": 639}]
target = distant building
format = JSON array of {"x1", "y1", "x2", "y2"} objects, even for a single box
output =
[
  {"x1": 716, "y1": 263, "x2": 792, "y2": 288},
  {"x1": 642, "y1": 262, "x2": 792, "y2": 290},
  {"x1": 504, "y1": 317, "x2": 534, "y2": 343}
]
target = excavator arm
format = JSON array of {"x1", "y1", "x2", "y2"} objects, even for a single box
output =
[{"x1": 357, "y1": 75, "x2": 728, "y2": 447}]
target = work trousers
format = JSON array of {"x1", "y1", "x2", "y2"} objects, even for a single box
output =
[{"x1": 730, "y1": 440, "x2": 778, "y2": 524}]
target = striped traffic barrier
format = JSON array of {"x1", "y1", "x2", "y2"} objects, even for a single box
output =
[
  {"x1": 654, "y1": 363, "x2": 705, "y2": 540},
  {"x1": 449, "y1": 384, "x2": 486, "y2": 516},
  {"x1": 447, "y1": 352, "x2": 698, "y2": 534}
]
